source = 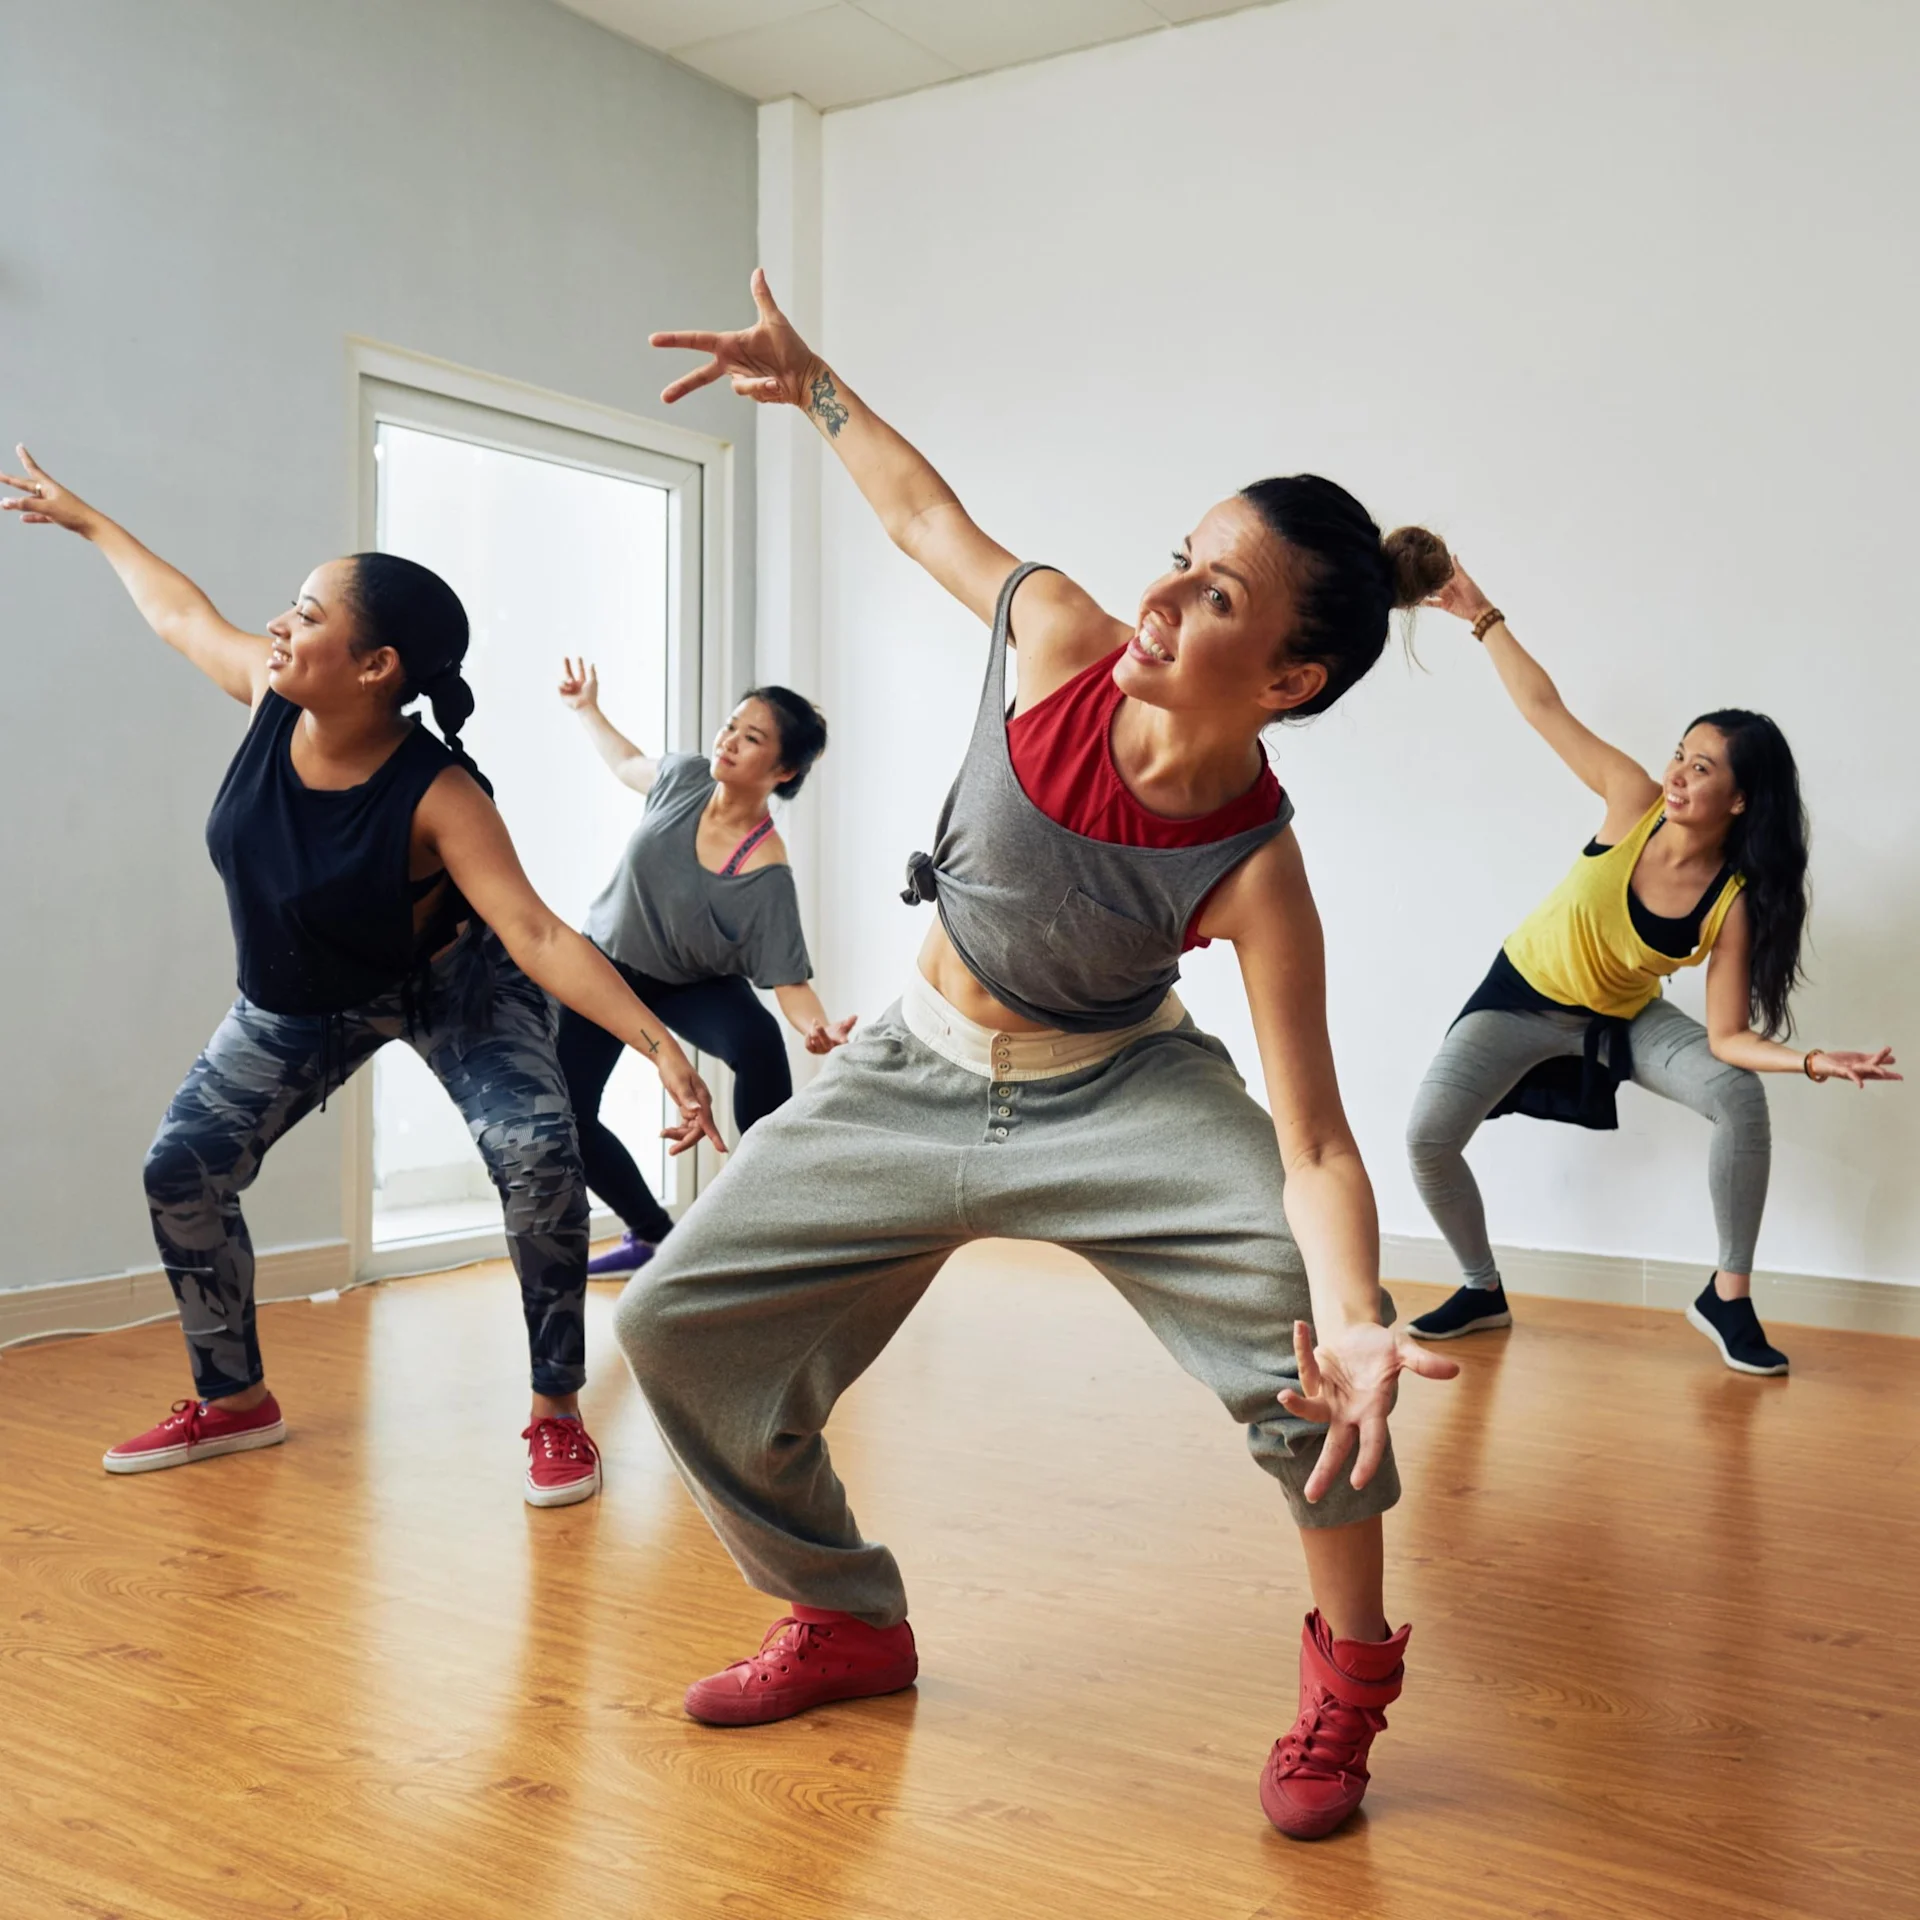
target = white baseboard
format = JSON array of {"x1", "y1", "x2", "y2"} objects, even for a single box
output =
[
  {"x1": 10, "y1": 1227, "x2": 1911, "y2": 1352},
  {"x1": 360, "y1": 1206, "x2": 635, "y2": 1284},
  {"x1": 1382, "y1": 1233, "x2": 1920, "y2": 1338},
  {"x1": 0, "y1": 1241, "x2": 351, "y2": 1352}
]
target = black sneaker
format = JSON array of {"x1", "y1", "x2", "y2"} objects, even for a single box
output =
[
  {"x1": 1685, "y1": 1277, "x2": 1789, "y2": 1376},
  {"x1": 1408, "y1": 1281, "x2": 1513, "y2": 1341}
]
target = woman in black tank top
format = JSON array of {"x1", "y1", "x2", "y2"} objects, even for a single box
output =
[{"x1": 4, "y1": 448, "x2": 722, "y2": 1509}]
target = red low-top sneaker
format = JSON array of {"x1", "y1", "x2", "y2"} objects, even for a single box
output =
[
  {"x1": 1260, "y1": 1609, "x2": 1410, "y2": 1840},
  {"x1": 103, "y1": 1393, "x2": 287, "y2": 1475},
  {"x1": 522, "y1": 1416, "x2": 602, "y2": 1508},
  {"x1": 684, "y1": 1606, "x2": 918, "y2": 1726}
]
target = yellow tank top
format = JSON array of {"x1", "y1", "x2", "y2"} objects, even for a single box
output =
[{"x1": 1503, "y1": 799, "x2": 1745, "y2": 1019}]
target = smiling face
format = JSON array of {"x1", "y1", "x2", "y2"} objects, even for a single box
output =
[
  {"x1": 264, "y1": 558, "x2": 402, "y2": 712},
  {"x1": 1664, "y1": 724, "x2": 1746, "y2": 837},
  {"x1": 1115, "y1": 497, "x2": 1326, "y2": 722},
  {"x1": 711, "y1": 697, "x2": 791, "y2": 794}
]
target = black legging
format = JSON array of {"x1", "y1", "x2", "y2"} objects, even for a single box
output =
[{"x1": 557, "y1": 958, "x2": 793, "y2": 1243}]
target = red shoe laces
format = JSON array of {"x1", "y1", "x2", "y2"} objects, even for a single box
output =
[
  {"x1": 523, "y1": 1418, "x2": 597, "y2": 1464},
  {"x1": 1278, "y1": 1686, "x2": 1389, "y2": 1783},
  {"x1": 735, "y1": 1616, "x2": 826, "y2": 1678}
]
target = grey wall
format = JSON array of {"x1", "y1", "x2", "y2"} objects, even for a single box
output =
[{"x1": 0, "y1": 0, "x2": 757, "y2": 1290}]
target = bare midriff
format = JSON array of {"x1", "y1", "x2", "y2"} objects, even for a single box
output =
[{"x1": 915, "y1": 920, "x2": 1061, "y2": 1036}]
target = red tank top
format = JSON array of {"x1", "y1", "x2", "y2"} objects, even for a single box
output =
[{"x1": 1006, "y1": 647, "x2": 1285, "y2": 949}]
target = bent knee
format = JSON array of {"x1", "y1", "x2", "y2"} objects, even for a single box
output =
[
  {"x1": 480, "y1": 1115, "x2": 586, "y2": 1221},
  {"x1": 1705, "y1": 1066, "x2": 1770, "y2": 1138},
  {"x1": 1405, "y1": 1105, "x2": 1469, "y2": 1177},
  {"x1": 143, "y1": 1126, "x2": 232, "y2": 1207}
]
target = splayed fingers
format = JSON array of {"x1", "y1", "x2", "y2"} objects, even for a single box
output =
[
  {"x1": 649, "y1": 268, "x2": 814, "y2": 409},
  {"x1": 1278, "y1": 1317, "x2": 1459, "y2": 1502}
]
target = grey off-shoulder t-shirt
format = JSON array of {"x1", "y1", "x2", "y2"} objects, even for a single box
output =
[{"x1": 585, "y1": 754, "x2": 812, "y2": 989}]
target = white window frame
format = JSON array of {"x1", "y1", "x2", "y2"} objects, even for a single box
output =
[{"x1": 340, "y1": 339, "x2": 735, "y2": 1284}]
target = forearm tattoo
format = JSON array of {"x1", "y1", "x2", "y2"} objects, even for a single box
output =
[{"x1": 808, "y1": 369, "x2": 850, "y2": 438}]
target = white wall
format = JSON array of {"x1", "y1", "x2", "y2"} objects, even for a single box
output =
[
  {"x1": 811, "y1": 0, "x2": 1920, "y2": 1285},
  {"x1": 1, "y1": 0, "x2": 756, "y2": 1291}
]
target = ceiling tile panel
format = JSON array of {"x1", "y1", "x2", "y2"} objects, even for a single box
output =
[
  {"x1": 1141, "y1": 0, "x2": 1274, "y2": 24},
  {"x1": 553, "y1": 0, "x2": 826, "y2": 52},
  {"x1": 856, "y1": 0, "x2": 1165, "y2": 75},
  {"x1": 674, "y1": 4, "x2": 960, "y2": 108}
]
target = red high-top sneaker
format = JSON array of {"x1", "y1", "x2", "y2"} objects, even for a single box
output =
[
  {"x1": 684, "y1": 1606, "x2": 918, "y2": 1726},
  {"x1": 1260, "y1": 1609, "x2": 1409, "y2": 1840}
]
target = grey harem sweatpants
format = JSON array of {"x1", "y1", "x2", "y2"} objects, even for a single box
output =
[{"x1": 614, "y1": 993, "x2": 1399, "y2": 1629}]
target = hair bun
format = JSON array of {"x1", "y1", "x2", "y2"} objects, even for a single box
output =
[{"x1": 1382, "y1": 525, "x2": 1453, "y2": 610}]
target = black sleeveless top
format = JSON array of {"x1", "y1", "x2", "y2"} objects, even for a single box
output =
[{"x1": 205, "y1": 692, "x2": 462, "y2": 1014}]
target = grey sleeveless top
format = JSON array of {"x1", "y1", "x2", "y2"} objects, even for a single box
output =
[
  {"x1": 586, "y1": 754, "x2": 811, "y2": 989},
  {"x1": 902, "y1": 562, "x2": 1294, "y2": 1032}
]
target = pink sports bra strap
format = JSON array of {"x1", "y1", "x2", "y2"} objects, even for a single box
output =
[{"x1": 720, "y1": 814, "x2": 777, "y2": 877}]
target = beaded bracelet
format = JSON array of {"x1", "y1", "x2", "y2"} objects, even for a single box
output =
[{"x1": 1471, "y1": 607, "x2": 1506, "y2": 643}]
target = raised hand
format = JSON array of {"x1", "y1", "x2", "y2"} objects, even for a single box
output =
[
  {"x1": 656, "y1": 1052, "x2": 727, "y2": 1157},
  {"x1": 650, "y1": 269, "x2": 819, "y2": 411},
  {"x1": 803, "y1": 1014, "x2": 858, "y2": 1057},
  {"x1": 1809, "y1": 1045, "x2": 1901, "y2": 1088},
  {"x1": 1421, "y1": 556, "x2": 1495, "y2": 625},
  {"x1": 2, "y1": 446, "x2": 98, "y2": 536},
  {"x1": 1279, "y1": 1318, "x2": 1459, "y2": 1503},
  {"x1": 557, "y1": 655, "x2": 599, "y2": 711}
]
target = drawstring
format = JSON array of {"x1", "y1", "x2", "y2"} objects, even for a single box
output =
[
  {"x1": 318, "y1": 1011, "x2": 339, "y2": 1112},
  {"x1": 901, "y1": 851, "x2": 938, "y2": 906}
]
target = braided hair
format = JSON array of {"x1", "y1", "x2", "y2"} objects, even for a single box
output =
[{"x1": 344, "y1": 553, "x2": 493, "y2": 796}]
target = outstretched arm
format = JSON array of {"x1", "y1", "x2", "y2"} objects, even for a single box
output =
[
  {"x1": 771, "y1": 982, "x2": 856, "y2": 1055},
  {"x1": 415, "y1": 769, "x2": 724, "y2": 1154},
  {"x1": 1201, "y1": 833, "x2": 1458, "y2": 1502},
  {"x1": 4, "y1": 446, "x2": 270, "y2": 707},
  {"x1": 1704, "y1": 897, "x2": 1901, "y2": 1083},
  {"x1": 651, "y1": 271, "x2": 1122, "y2": 676},
  {"x1": 557, "y1": 657, "x2": 661, "y2": 793},
  {"x1": 1426, "y1": 559, "x2": 1660, "y2": 839}
]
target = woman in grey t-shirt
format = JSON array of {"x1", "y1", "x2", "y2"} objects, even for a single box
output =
[{"x1": 554, "y1": 664, "x2": 854, "y2": 1273}]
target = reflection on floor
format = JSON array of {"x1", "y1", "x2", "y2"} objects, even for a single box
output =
[{"x1": 4, "y1": 1242, "x2": 1917, "y2": 1919}]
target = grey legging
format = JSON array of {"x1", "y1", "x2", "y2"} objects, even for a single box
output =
[{"x1": 1406, "y1": 996, "x2": 1771, "y2": 1288}]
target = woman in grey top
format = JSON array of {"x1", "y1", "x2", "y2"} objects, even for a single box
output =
[
  {"x1": 555, "y1": 666, "x2": 854, "y2": 1273},
  {"x1": 621, "y1": 272, "x2": 1461, "y2": 1842}
]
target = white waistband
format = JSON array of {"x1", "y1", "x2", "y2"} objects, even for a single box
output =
[{"x1": 900, "y1": 970, "x2": 1185, "y2": 1081}]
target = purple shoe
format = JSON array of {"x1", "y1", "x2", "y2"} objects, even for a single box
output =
[{"x1": 586, "y1": 1232, "x2": 656, "y2": 1278}]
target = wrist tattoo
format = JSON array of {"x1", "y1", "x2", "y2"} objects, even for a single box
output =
[
  {"x1": 641, "y1": 1031, "x2": 661, "y2": 1057},
  {"x1": 808, "y1": 369, "x2": 850, "y2": 439}
]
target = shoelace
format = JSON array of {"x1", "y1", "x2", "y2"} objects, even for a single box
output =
[
  {"x1": 729, "y1": 1616, "x2": 827, "y2": 1681},
  {"x1": 162, "y1": 1399, "x2": 209, "y2": 1440},
  {"x1": 522, "y1": 1418, "x2": 599, "y2": 1468},
  {"x1": 1275, "y1": 1686, "x2": 1389, "y2": 1785}
]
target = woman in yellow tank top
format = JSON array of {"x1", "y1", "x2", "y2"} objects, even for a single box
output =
[{"x1": 1402, "y1": 562, "x2": 1898, "y2": 1375}]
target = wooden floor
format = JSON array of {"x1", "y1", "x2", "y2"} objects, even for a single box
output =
[{"x1": 3, "y1": 1245, "x2": 1917, "y2": 1920}]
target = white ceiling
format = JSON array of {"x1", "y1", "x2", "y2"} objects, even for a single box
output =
[{"x1": 553, "y1": 0, "x2": 1282, "y2": 112}]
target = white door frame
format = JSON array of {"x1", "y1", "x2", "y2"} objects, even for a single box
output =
[{"x1": 340, "y1": 339, "x2": 735, "y2": 1284}]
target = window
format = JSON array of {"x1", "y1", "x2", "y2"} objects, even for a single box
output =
[{"x1": 347, "y1": 369, "x2": 718, "y2": 1276}]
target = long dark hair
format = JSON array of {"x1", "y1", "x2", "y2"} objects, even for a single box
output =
[
  {"x1": 744, "y1": 684, "x2": 828, "y2": 799},
  {"x1": 345, "y1": 553, "x2": 492, "y2": 796},
  {"x1": 1239, "y1": 475, "x2": 1453, "y2": 717},
  {"x1": 1691, "y1": 708, "x2": 1808, "y2": 1038}
]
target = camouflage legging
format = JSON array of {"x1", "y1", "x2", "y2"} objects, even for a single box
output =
[{"x1": 144, "y1": 925, "x2": 589, "y2": 1401}]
